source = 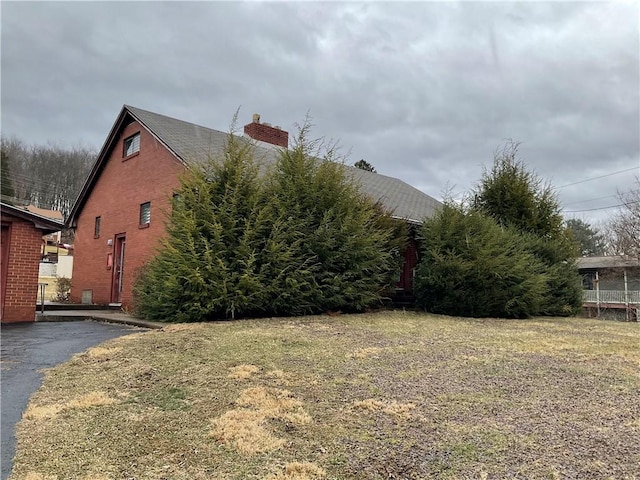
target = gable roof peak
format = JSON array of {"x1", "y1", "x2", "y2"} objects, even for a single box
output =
[{"x1": 68, "y1": 105, "x2": 442, "y2": 227}]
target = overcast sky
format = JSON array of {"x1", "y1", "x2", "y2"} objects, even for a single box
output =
[{"x1": 2, "y1": 1, "x2": 638, "y2": 225}]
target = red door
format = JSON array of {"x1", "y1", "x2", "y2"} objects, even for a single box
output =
[
  {"x1": 1, "y1": 224, "x2": 10, "y2": 320},
  {"x1": 397, "y1": 238, "x2": 418, "y2": 293},
  {"x1": 111, "y1": 234, "x2": 126, "y2": 303}
]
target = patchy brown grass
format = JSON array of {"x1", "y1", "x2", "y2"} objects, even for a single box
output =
[
  {"x1": 349, "y1": 346, "x2": 385, "y2": 359},
  {"x1": 65, "y1": 391, "x2": 116, "y2": 409},
  {"x1": 210, "y1": 385, "x2": 311, "y2": 455},
  {"x1": 23, "y1": 473, "x2": 57, "y2": 480},
  {"x1": 10, "y1": 312, "x2": 640, "y2": 479},
  {"x1": 85, "y1": 346, "x2": 122, "y2": 359},
  {"x1": 210, "y1": 408, "x2": 284, "y2": 454},
  {"x1": 22, "y1": 391, "x2": 116, "y2": 420},
  {"x1": 352, "y1": 398, "x2": 416, "y2": 419},
  {"x1": 228, "y1": 363, "x2": 261, "y2": 379},
  {"x1": 265, "y1": 462, "x2": 327, "y2": 479}
]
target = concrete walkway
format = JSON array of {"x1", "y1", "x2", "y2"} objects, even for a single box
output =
[
  {"x1": 1, "y1": 312, "x2": 160, "y2": 479},
  {"x1": 37, "y1": 309, "x2": 165, "y2": 329}
]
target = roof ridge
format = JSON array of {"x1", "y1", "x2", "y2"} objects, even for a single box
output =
[
  {"x1": 125, "y1": 105, "x2": 225, "y2": 136},
  {"x1": 113, "y1": 105, "x2": 442, "y2": 224}
]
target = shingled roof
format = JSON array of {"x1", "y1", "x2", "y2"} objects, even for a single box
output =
[
  {"x1": 577, "y1": 255, "x2": 640, "y2": 270},
  {"x1": 1, "y1": 202, "x2": 64, "y2": 234},
  {"x1": 69, "y1": 105, "x2": 441, "y2": 226}
]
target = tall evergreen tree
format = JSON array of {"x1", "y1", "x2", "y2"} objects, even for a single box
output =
[
  {"x1": 566, "y1": 219, "x2": 606, "y2": 257},
  {"x1": 415, "y1": 203, "x2": 546, "y2": 318},
  {"x1": 354, "y1": 159, "x2": 376, "y2": 173},
  {"x1": 472, "y1": 142, "x2": 564, "y2": 237},
  {"x1": 471, "y1": 141, "x2": 582, "y2": 316},
  {"x1": 134, "y1": 132, "x2": 268, "y2": 321},
  {"x1": 134, "y1": 120, "x2": 404, "y2": 322},
  {"x1": 263, "y1": 124, "x2": 401, "y2": 314}
]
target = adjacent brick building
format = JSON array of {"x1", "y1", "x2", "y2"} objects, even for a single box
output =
[
  {"x1": 1, "y1": 202, "x2": 64, "y2": 323},
  {"x1": 67, "y1": 105, "x2": 441, "y2": 308}
]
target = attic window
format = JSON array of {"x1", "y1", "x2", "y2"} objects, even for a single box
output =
[{"x1": 124, "y1": 133, "x2": 140, "y2": 157}]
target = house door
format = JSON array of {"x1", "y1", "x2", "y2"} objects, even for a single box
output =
[
  {"x1": 1, "y1": 224, "x2": 10, "y2": 321},
  {"x1": 397, "y1": 238, "x2": 419, "y2": 293},
  {"x1": 111, "y1": 234, "x2": 126, "y2": 303}
]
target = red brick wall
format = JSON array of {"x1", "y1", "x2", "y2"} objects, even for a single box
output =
[
  {"x1": 71, "y1": 120, "x2": 184, "y2": 307},
  {"x1": 1, "y1": 214, "x2": 43, "y2": 323}
]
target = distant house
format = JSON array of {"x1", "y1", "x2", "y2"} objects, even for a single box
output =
[
  {"x1": 577, "y1": 255, "x2": 640, "y2": 321},
  {"x1": 66, "y1": 105, "x2": 441, "y2": 308},
  {"x1": 24, "y1": 205, "x2": 64, "y2": 245},
  {"x1": 1, "y1": 202, "x2": 64, "y2": 323}
]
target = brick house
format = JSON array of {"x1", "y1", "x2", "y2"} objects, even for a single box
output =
[
  {"x1": 1, "y1": 202, "x2": 64, "y2": 323},
  {"x1": 66, "y1": 105, "x2": 441, "y2": 308}
]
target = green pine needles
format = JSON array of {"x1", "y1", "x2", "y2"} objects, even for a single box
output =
[
  {"x1": 415, "y1": 141, "x2": 582, "y2": 319},
  {"x1": 415, "y1": 205, "x2": 547, "y2": 319},
  {"x1": 133, "y1": 121, "x2": 403, "y2": 322}
]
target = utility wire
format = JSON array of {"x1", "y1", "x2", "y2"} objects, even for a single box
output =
[
  {"x1": 5, "y1": 171, "x2": 75, "y2": 190},
  {"x1": 562, "y1": 189, "x2": 640, "y2": 206},
  {"x1": 563, "y1": 199, "x2": 640, "y2": 213},
  {"x1": 555, "y1": 166, "x2": 639, "y2": 189},
  {"x1": 6, "y1": 171, "x2": 63, "y2": 187}
]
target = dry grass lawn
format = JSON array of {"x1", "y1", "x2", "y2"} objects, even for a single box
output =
[{"x1": 10, "y1": 311, "x2": 640, "y2": 479}]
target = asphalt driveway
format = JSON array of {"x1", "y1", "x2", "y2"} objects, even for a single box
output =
[{"x1": 1, "y1": 321, "x2": 141, "y2": 480}]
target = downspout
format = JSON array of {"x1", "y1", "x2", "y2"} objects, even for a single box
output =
[
  {"x1": 595, "y1": 270, "x2": 600, "y2": 317},
  {"x1": 623, "y1": 268, "x2": 629, "y2": 322}
]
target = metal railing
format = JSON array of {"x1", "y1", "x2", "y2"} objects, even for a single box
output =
[{"x1": 583, "y1": 290, "x2": 640, "y2": 304}]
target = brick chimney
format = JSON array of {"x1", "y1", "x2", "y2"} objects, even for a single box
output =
[{"x1": 244, "y1": 113, "x2": 288, "y2": 148}]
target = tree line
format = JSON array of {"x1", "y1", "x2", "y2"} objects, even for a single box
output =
[
  {"x1": 134, "y1": 124, "x2": 632, "y2": 322},
  {"x1": 564, "y1": 181, "x2": 639, "y2": 258},
  {"x1": 1, "y1": 136, "x2": 95, "y2": 218}
]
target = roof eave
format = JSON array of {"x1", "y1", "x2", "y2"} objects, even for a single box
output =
[
  {"x1": 1, "y1": 202, "x2": 65, "y2": 234},
  {"x1": 391, "y1": 215, "x2": 424, "y2": 225},
  {"x1": 66, "y1": 105, "x2": 130, "y2": 228},
  {"x1": 66, "y1": 105, "x2": 187, "y2": 228}
]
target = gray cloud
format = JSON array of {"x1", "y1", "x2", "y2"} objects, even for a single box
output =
[{"x1": 2, "y1": 1, "x2": 638, "y2": 224}]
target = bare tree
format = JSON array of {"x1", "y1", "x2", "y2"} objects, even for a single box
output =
[
  {"x1": 605, "y1": 176, "x2": 640, "y2": 257},
  {"x1": 1, "y1": 136, "x2": 31, "y2": 204},
  {"x1": 1, "y1": 136, "x2": 95, "y2": 219}
]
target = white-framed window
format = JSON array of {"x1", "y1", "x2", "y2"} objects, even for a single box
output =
[
  {"x1": 124, "y1": 133, "x2": 140, "y2": 157},
  {"x1": 139, "y1": 201, "x2": 151, "y2": 226}
]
